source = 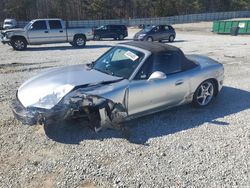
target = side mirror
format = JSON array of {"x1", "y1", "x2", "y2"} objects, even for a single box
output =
[
  {"x1": 29, "y1": 25, "x2": 33, "y2": 30},
  {"x1": 148, "y1": 71, "x2": 166, "y2": 81}
]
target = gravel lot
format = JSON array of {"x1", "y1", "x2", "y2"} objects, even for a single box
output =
[{"x1": 0, "y1": 25, "x2": 250, "y2": 188}]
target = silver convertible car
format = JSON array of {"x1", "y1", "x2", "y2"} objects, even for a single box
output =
[{"x1": 12, "y1": 42, "x2": 224, "y2": 131}]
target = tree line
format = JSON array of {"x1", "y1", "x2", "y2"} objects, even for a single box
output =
[{"x1": 0, "y1": 0, "x2": 250, "y2": 21}]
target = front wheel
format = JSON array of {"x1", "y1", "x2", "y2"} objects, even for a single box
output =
[
  {"x1": 146, "y1": 36, "x2": 153, "y2": 42},
  {"x1": 11, "y1": 38, "x2": 27, "y2": 51},
  {"x1": 73, "y1": 35, "x2": 86, "y2": 48},
  {"x1": 192, "y1": 80, "x2": 215, "y2": 107}
]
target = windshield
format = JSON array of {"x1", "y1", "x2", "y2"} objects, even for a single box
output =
[
  {"x1": 142, "y1": 26, "x2": 154, "y2": 32},
  {"x1": 97, "y1": 25, "x2": 106, "y2": 30},
  {"x1": 24, "y1": 21, "x2": 33, "y2": 30},
  {"x1": 4, "y1": 22, "x2": 13, "y2": 25},
  {"x1": 93, "y1": 46, "x2": 144, "y2": 79}
]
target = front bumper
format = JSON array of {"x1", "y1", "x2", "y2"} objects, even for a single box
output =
[
  {"x1": 133, "y1": 38, "x2": 144, "y2": 41},
  {"x1": 12, "y1": 99, "x2": 42, "y2": 125},
  {"x1": 1, "y1": 36, "x2": 10, "y2": 44},
  {"x1": 11, "y1": 98, "x2": 69, "y2": 125}
]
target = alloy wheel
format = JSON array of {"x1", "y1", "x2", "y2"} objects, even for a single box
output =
[{"x1": 196, "y1": 81, "x2": 214, "y2": 106}]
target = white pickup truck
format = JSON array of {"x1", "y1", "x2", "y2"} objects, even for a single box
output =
[{"x1": 1, "y1": 18, "x2": 93, "y2": 50}]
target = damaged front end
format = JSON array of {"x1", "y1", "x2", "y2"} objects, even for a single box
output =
[{"x1": 12, "y1": 86, "x2": 129, "y2": 131}]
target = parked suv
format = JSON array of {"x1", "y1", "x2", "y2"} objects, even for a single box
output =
[
  {"x1": 134, "y1": 25, "x2": 176, "y2": 42},
  {"x1": 93, "y1": 25, "x2": 128, "y2": 40}
]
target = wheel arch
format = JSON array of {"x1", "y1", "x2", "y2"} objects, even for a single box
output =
[
  {"x1": 11, "y1": 35, "x2": 28, "y2": 44},
  {"x1": 145, "y1": 35, "x2": 153, "y2": 41},
  {"x1": 73, "y1": 33, "x2": 86, "y2": 40},
  {"x1": 199, "y1": 78, "x2": 219, "y2": 96}
]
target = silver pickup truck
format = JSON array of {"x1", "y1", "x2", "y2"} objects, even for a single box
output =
[{"x1": 1, "y1": 18, "x2": 93, "y2": 50}]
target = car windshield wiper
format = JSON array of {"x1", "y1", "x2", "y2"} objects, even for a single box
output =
[{"x1": 104, "y1": 68, "x2": 115, "y2": 76}]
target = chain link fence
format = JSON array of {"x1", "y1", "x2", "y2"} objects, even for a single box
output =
[{"x1": 1, "y1": 11, "x2": 250, "y2": 28}]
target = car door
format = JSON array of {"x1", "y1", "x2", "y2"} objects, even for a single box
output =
[
  {"x1": 48, "y1": 20, "x2": 66, "y2": 43},
  {"x1": 101, "y1": 25, "x2": 112, "y2": 38},
  {"x1": 107, "y1": 25, "x2": 117, "y2": 38},
  {"x1": 27, "y1": 20, "x2": 50, "y2": 44},
  {"x1": 150, "y1": 26, "x2": 161, "y2": 40},
  {"x1": 162, "y1": 26, "x2": 172, "y2": 39},
  {"x1": 128, "y1": 54, "x2": 190, "y2": 116}
]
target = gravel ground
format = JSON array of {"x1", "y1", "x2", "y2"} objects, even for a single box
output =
[{"x1": 0, "y1": 25, "x2": 250, "y2": 188}]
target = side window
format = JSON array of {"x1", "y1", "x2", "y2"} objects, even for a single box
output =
[
  {"x1": 152, "y1": 26, "x2": 159, "y2": 33},
  {"x1": 158, "y1": 26, "x2": 165, "y2": 32},
  {"x1": 168, "y1": 26, "x2": 174, "y2": 31},
  {"x1": 49, "y1": 20, "x2": 62, "y2": 29},
  {"x1": 31, "y1": 21, "x2": 47, "y2": 30},
  {"x1": 164, "y1": 26, "x2": 170, "y2": 31},
  {"x1": 153, "y1": 53, "x2": 182, "y2": 75},
  {"x1": 134, "y1": 56, "x2": 153, "y2": 80}
]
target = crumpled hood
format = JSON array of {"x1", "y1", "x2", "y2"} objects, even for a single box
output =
[{"x1": 18, "y1": 64, "x2": 122, "y2": 109}]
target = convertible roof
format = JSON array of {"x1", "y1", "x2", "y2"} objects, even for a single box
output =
[
  {"x1": 122, "y1": 41, "x2": 198, "y2": 71},
  {"x1": 122, "y1": 41, "x2": 180, "y2": 54}
]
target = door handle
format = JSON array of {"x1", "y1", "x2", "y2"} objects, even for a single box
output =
[
  {"x1": 175, "y1": 80, "x2": 184, "y2": 86},
  {"x1": 59, "y1": 30, "x2": 63, "y2": 33},
  {"x1": 44, "y1": 31, "x2": 49, "y2": 33}
]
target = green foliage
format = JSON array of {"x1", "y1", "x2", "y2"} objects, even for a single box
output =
[{"x1": 0, "y1": 0, "x2": 249, "y2": 20}]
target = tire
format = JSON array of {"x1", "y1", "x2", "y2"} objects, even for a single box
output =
[
  {"x1": 168, "y1": 35, "x2": 175, "y2": 42},
  {"x1": 73, "y1": 35, "x2": 86, "y2": 48},
  {"x1": 146, "y1": 36, "x2": 153, "y2": 42},
  {"x1": 94, "y1": 35, "x2": 101, "y2": 41},
  {"x1": 192, "y1": 80, "x2": 216, "y2": 107},
  {"x1": 69, "y1": 42, "x2": 74, "y2": 46},
  {"x1": 118, "y1": 34, "x2": 124, "y2": 40},
  {"x1": 11, "y1": 38, "x2": 27, "y2": 51}
]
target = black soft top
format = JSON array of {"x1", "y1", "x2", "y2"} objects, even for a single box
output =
[
  {"x1": 123, "y1": 41, "x2": 179, "y2": 54},
  {"x1": 123, "y1": 41, "x2": 198, "y2": 71}
]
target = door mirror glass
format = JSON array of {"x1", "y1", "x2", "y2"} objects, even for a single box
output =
[{"x1": 148, "y1": 71, "x2": 166, "y2": 81}]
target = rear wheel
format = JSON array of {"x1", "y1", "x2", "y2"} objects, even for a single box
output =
[
  {"x1": 118, "y1": 34, "x2": 124, "y2": 40},
  {"x1": 11, "y1": 38, "x2": 27, "y2": 51},
  {"x1": 168, "y1": 35, "x2": 175, "y2": 42},
  {"x1": 73, "y1": 35, "x2": 86, "y2": 48},
  {"x1": 192, "y1": 80, "x2": 215, "y2": 107}
]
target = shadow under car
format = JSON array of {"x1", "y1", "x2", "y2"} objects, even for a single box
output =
[{"x1": 44, "y1": 86, "x2": 250, "y2": 145}]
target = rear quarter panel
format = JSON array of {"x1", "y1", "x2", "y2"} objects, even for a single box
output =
[
  {"x1": 66, "y1": 28, "x2": 93, "y2": 41},
  {"x1": 186, "y1": 55, "x2": 224, "y2": 96}
]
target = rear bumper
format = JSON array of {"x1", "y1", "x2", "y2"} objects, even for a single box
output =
[
  {"x1": 86, "y1": 33, "x2": 94, "y2": 41},
  {"x1": 217, "y1": 75, "x2": 224, "y2": 92}
]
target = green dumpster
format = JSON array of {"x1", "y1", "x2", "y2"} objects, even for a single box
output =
[{"x1": 213, "y1": 20, "x2": 250, "y2": 34}]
